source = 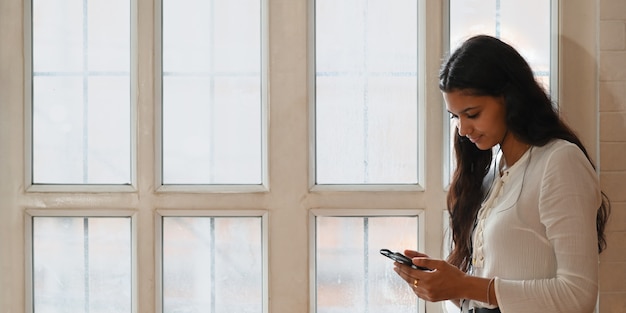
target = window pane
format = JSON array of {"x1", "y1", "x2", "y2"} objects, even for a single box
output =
[
  {"x1": 162, "y1": 0, "x2": 262, "y2": 185},
  {"x1": 449, "y1": 0, "x2": 552, "y2": 90},
  {"x1": 316, "y1": 215, "x2": 420, "y2": 313},
  {"x1": 32, "y1": 217, "x2": 132, "y2": 312},
  {"x1": 32, "y1": 0, "x2": 131, "y2": 184},
  {"x1": 162, "y1": 217, "x2": 263, "y2": 312},
  {"x1": 315, "y1": 0, "x2": 419, "y2": 185}
]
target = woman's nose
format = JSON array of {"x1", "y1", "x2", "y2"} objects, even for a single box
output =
[{"x1": 456, "y1": 118, "x2": 470, "y2": 137}]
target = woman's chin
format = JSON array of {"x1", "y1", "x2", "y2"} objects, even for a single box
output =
[{"x1": 474, "y1": 141, "x2": 494, "y2": 151}]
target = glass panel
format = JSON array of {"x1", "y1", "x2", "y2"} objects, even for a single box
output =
[
  {"x1": 315, "y1": 0, "x2": 419, "y2": 185},
  {"x1": 162, "y1": 217, "x2": 263, "y2": 312},
  {"x1": 32, "y1": 0, "x2": 131, "y2": 184},
  {"x1": 500, "y1": 0, "x2": 551, "y2": 84},
  {"x1": 162, "y1": 0, "x2": 262, "y2": 185},
  {"x1": 32, "y1": 217, "x2": 132, "y2": 312},
  {"x1": 316, "y1": 215, "x2": 420, "y2": 313},
  {"x1": 449, "y1": 0, "x2": 552, "y2": 90}
]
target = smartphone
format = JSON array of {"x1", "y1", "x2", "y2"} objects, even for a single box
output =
[{"x1": 380, "y1": 248, "x2": 430, "y2": 271}]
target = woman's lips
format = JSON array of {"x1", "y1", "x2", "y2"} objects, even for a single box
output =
[{"x1": 467, "y1": 135, "x2": 480, "y2": 143}]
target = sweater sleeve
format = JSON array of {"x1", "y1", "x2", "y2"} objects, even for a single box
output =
[{"x1": 495, "y1": 143, "x2": 601, "y2": 313}]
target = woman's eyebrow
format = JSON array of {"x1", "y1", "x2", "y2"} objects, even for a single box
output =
[{"x1": 448, "y1": 107, "x2": 477, "y2": 115}]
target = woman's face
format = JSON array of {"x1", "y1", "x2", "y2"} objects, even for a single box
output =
[{"x1": 444, "y1": 90, "x2": 507, "y2": 151}]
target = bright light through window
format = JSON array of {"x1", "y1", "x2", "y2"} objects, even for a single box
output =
[
  {"x1": 315, "y1": 215, "x2": 422, "y2": 313},
  {"x1": 449, "y1": 0, "x2": 552, "y2": 91},
  {"x1": 315, "y1": 0, "x2": 420, "y2": 185},
  {"x1": 161, "y1": 0, "x2": 263, "y2": 185},
  {"x1": 32, "y1": 217, "x2": 132, "y2": 312},
  {"x1": 31, "y1": 0, "x2": 131, "y2": 185},
  {"x1": 162, "y1": 216, "x2": 263, "y2": 313}
]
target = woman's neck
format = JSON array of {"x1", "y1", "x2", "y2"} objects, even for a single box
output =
[{"x1": 499, "y1": 134, "x2": 530, "y2": 169}]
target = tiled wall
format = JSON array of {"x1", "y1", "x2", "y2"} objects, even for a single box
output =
[{"x1": 599, "y1": 0, "x2": 626, "y2": 312}]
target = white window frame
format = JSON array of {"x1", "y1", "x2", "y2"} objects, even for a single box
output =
[
  {"x1": 0, "y1": 1, "x2": 601, "y2": 313},
  {"x1": 153, "y1": 0, "x2": 271, "y2": 194}
]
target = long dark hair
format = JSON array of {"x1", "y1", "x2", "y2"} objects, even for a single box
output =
[{"x1": 440, "y1": 35, "x2": 610, "y2": 272}]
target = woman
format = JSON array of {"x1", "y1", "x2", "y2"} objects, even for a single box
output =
[{"x1": 394, "y1": 35, "x2": 610, "y2": 313}]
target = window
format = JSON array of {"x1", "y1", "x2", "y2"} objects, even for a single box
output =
[
  {"x1": 158, "y1": 212, "x2": 267, "y2": 313},
  {"x1": 161, "y1": 0, "x2": 264, "y2": 185},
  {"x1": 27, "y1": 212, "x2": 133, "y2": 313},
  {"x1": 3, "y1": 1, "x2": 598, "y2": 313},
  {"x1": 312, "y1": 210, "x2": 425, "y2": 313},
  {"x1": 17, "y1": 0, "x2": 442, "y2": 312},
  {"x1": 311, "y1": 1, "x2": 428, "y2": 311},
  {"x1": 314, "y1": 0, "x2": 421, "y2": 185},
  {"x1": 30, "y1": 0, "x2": 131, "y2": 185}
]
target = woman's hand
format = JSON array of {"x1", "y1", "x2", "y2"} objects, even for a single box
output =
[{"x1": 393, "y1": 250, "x2": 469, "y2": 302}]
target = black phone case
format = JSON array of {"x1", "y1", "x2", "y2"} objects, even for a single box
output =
[{"x1": 379, "y1": 248, "x2": 430, "y2": 271}]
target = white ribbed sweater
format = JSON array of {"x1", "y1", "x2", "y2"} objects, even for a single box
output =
[{"x1": 468, "y1": 139, "x2": 601, "y2": 313}]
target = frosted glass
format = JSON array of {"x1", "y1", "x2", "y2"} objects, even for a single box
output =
[
  {"x1": 449, "y1": 0, "x2": 552, "y2": 89},
  {"x1": 162, "y1": 217, "x2": 263, "y2": 313},
  {"x1": 162, "y1": 0, "x2": 262, "y2": 185},
  {"x1": 500, "y1": 0, "x2": 551, "y2": 77},
  {"x1": 315, "y1": 0, "x2": 419, "y2": 185},
  {"x1": 32, "y1": 0, "x2": 131, "y2": 184},
  {"x1": 32, "y1": 0, "x2": 84, "y2": 72},
  {"x1": 316, "y1": 216, "x2": 420, "y2": 313},
  {"x1": 32, "y1": 217, "x2": 132, "y2": 313},
  {"x1": 87, "y1": 0, "x2": 131, "y2": 72},
  {"x1": 449, "y1": 0, "x2": 497, "y2": 50}
]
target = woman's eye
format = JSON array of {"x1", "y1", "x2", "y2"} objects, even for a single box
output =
[
  {"x1": 449, "y1": 114, "x2": 458, "y2": 120},
  {"x1": 467, "y1": 113, "x2": 479, "y2": 119}
]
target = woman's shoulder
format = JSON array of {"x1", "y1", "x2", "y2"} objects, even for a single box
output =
[
  {"x1": 533, "y1": 139, "x2": 593, "y2": 169},
  {"x1": 538, "y1": 138, "x2": 574, "y2": 149},
  {"x1": 534, "y1": 139, "x2": 583, "y2": 156}
]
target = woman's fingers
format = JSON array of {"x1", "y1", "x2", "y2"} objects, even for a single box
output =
[{"x1": 404, "y1": 250, "x2": 429, "y2": 258}]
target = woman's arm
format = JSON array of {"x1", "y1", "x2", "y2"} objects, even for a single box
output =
[{"x1": 496, "y1": 143, "x2": 601, "y2": 312}]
